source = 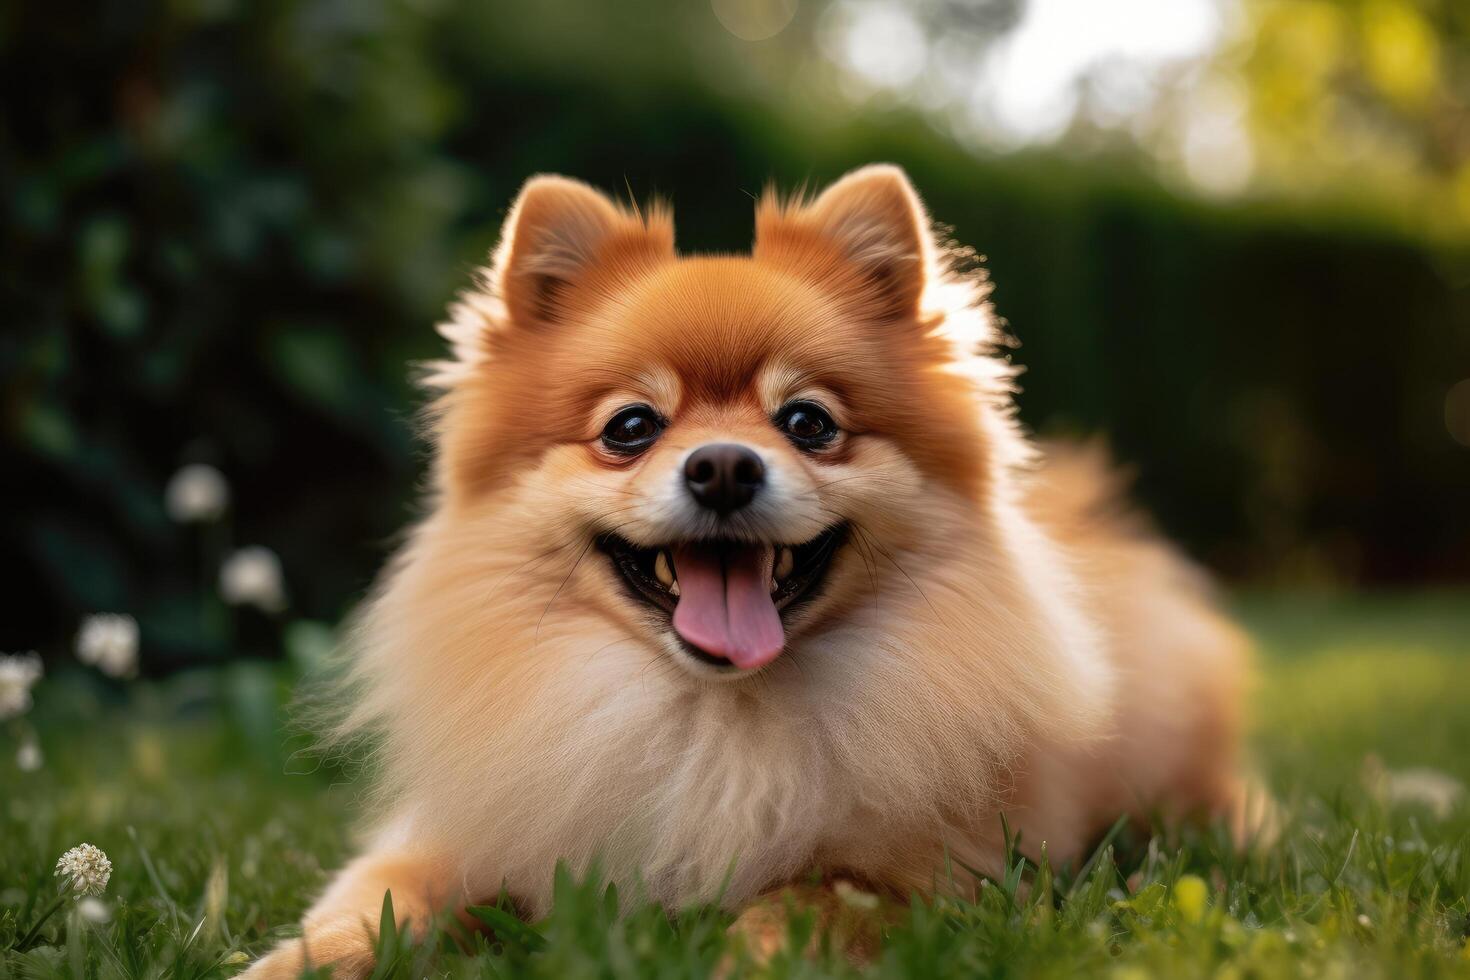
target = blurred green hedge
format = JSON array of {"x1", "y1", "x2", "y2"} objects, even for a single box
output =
[{"x1": 3, "y1": 1, "x2": 1467, "y2": 667}]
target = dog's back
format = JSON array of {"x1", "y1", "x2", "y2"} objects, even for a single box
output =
[{"x1": 1014, "y1": 441, "x2": 1252, "y2": 858}]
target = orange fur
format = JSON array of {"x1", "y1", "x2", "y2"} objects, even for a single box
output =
[{"x1": 246, "y1": 166, "x2": 1248, "y2": 978}]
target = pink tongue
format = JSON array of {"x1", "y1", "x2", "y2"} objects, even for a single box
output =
[{"x1": 670, "y1": 543, "x2": 785, "y2": 669}]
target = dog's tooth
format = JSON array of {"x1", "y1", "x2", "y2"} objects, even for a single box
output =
[
  {"x1": 669, "y1": 580, "x2": 680, "y2": 597},
  {"x1": 774, "y1": 546, "x2": 794, "y2": 582},
  {"x1": 770, "y1": 577, "x2": 779, "y2": 593},
  {"x1": 654, "y1": 550, "x2": 675, "y2": 589}
]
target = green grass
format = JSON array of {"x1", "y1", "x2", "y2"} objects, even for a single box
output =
[{"x1": 4, "y1": 593, "x2": 1470, "y2": 978}]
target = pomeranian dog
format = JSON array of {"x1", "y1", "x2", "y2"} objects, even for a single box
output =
[{"x1": 247, "y1": 165, "x2": 1250, "y2": 976}]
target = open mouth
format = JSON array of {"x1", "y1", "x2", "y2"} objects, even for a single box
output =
[{"x1": 597, "y1": 525, "x2": 847, "y2": 671}]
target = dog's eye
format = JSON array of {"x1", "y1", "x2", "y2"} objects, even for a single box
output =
[
  {"x1": 601, "y1": 405, "x2": 664, "y2": 454},
  {"x1": 775, "y1": 401, "x2": 838, "y2": 449}
]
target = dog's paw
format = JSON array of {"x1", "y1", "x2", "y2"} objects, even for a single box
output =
[
  {"x1": 726, "y1": 879, "x2": 892, "y2": 969},
  {"x1": 727, "y1": 899, "x2": 791, "y2": 964},
  {"x1": 238, "y1": 927, "x2": 376, "y2": 980}
]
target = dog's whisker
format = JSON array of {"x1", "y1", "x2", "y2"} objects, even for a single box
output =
[
  {"x1": 846, "y1": 524, "x2": 882, "y2": 598},
  {"x1": 533, "y1": 535, "x2": 602, "y2": 647},
  {"x1": 853, "y1": 522, "x2": 942, "y2": 624}
]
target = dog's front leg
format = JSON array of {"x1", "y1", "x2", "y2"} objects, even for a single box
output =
[{"x1": 243, "y1": 847, "x2": 464, "y2": 980}]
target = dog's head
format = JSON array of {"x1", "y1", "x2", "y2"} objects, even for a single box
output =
[{"x1": 427, "y1": 165, "x2": 1018, "y2": 679}]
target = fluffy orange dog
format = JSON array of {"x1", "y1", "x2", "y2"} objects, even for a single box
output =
[{"x1": 248, "y1": 165, "x2": 1248, "y2": 976}]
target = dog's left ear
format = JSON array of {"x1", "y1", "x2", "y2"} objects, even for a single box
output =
[{"x1": 755, "y1": 164, "x2": 930, "y2": 321}]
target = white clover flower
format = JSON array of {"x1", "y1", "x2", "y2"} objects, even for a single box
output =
[
  {"x1": 0, "y1": 652, "x2": 43, "y2": 721},
  {"x1": 165, "y1": 463, "x2": 230, "y2": 523},
  {"x1": 1381, "y1": 767, "x2": 1464, "y2": 818},
  {"x1": 1364, "y1": 755, "x2": 1465, "y2": 819},
  {"x1": 78, "y1": 897, "x2": 111, "y2": 924},
  {"x1": 55, "y1": 844, "x2": 112, "y2": 897},
  {"x1": 76, "y1": 613, "x2": 140, "y2": 679},
  {"x1": 219, "y1": 546, "x2": 288, "y2": 613},
  {"x1": 16, "y1": 739, "x2": 43, "y2": 772}
]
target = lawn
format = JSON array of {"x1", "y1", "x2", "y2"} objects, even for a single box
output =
[{"x1": 3, "y1": 594, "x2": 1469, "y2": 978}]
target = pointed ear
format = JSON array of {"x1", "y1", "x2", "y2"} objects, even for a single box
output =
[
  {"x1": 494, "y1": 175, "x2": 673, "y2": 327},
  {"x1": 755, "y1": 164, "x2": 930, "y2": 321}
]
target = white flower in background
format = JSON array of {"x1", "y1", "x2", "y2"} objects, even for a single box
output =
[
  {"x1": 220, "y1": 546, "x2": 288, "y2": 613},
  {"x1": 1363, "y1": 754, "x2": 1466, "y2": 818},
  {"x1": 0, "y1": 652, "x2": 43, "y2": 721},
  {"x1": 165, "y1": 463, "x2": 229, "y2": 523},
  {"x1": 16, "y1": 739, "x2": 43, "y2": 772},
  {"x1": 1382, "y1": 768, "x2": 1465, "y2": 818},
  {"x1": 76, "y1": 613, "x2": 140, "y2": 678},
  {"x1": 55, "y1": 844, "x2": 112, "y2": 896}
]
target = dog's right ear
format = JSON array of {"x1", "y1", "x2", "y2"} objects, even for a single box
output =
[{"x1": 493, "y1": 176, "x2": 673, "y2": 328}]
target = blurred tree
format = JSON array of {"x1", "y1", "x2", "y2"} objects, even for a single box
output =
[{"x1": 1211, "y1": 0, "x2": 1470, "y2": 232}]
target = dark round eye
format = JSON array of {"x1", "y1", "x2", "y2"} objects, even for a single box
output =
[
  {"x1": 776, "y1": 401, "x2": 838, "y2": 449},
  {"x1": 601, "y1": 404, "x2": 663, "y2": 454}
]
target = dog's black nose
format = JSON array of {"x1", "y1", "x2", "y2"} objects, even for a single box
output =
[{"x1": 684, "y1": 443, "x2": 765, "y2": 515}]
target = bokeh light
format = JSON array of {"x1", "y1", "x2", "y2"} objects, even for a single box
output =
[
  {"x1": 967, "y1": 0, "x2": 1223, "y2": 144},
  {"x1": 820, "y1": 1, "x2": 928, "y2": 92},
  {"x1": 712, "y1": 0, "x2": 798, "y2": 41}
]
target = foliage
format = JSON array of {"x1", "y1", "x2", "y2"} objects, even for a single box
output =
[
  {"x1": 1218, "y1": 0, "x2": 1470, "y2": 227},
  {"x1": 2, "y1": 595, "x2": 1469, "y2": 977}
]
